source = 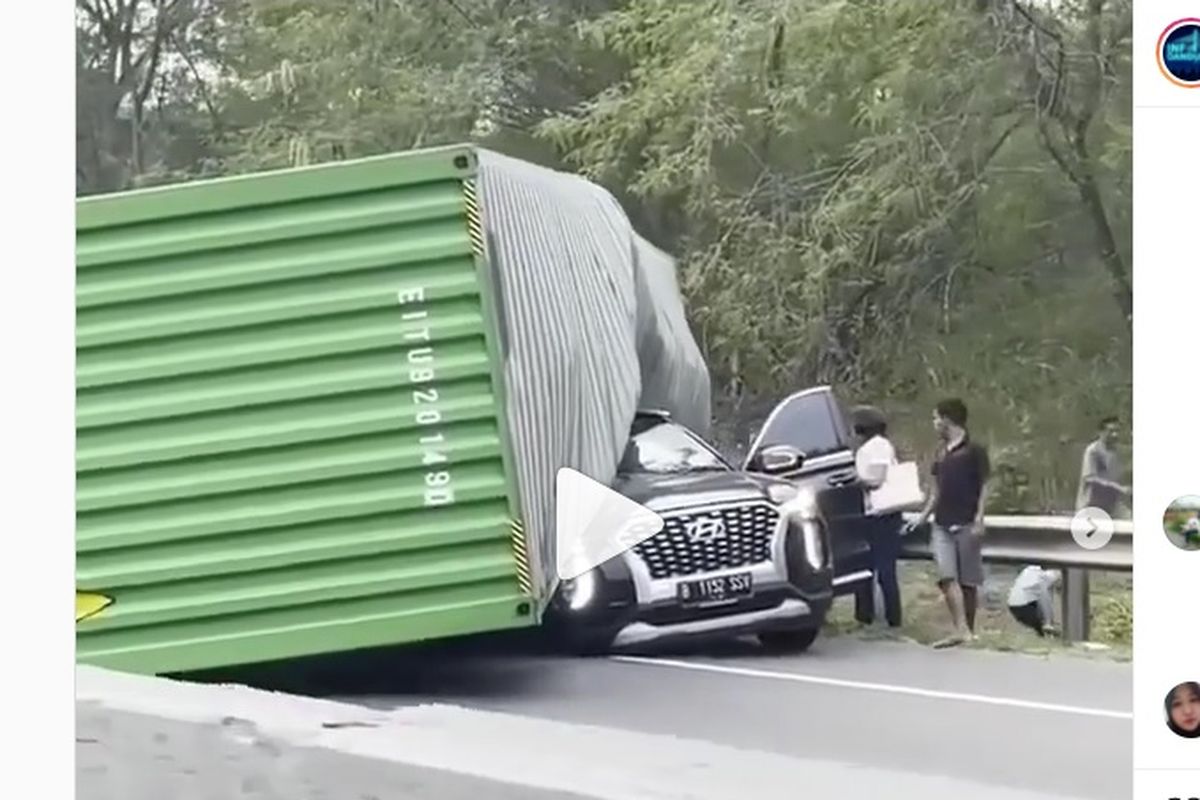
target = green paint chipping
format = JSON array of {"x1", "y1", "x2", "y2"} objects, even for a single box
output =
[{"x1": 76, "y1": 145, "x2": 534, "y2": 675}]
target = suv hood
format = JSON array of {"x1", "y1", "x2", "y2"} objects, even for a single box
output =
[{"x1": 613, "y1": 470, "x2": 787, "y2": 514}]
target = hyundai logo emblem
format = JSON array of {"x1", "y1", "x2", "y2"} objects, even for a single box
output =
[{"x1": 684, "y1": 516, "x2": 727, "y2": 544}]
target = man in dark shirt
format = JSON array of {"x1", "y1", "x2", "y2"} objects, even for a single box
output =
[{"x1": 909, "y1": 397, "x2": 990, "y2": 649}]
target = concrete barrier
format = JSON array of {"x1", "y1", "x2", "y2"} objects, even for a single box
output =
[{"x1": 76, "y1": 665, "x2": 1084, "y2": 800}]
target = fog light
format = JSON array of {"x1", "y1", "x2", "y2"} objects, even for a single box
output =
[{"x1": 561, "y1": 569, "x2": 598, "y2": 611}]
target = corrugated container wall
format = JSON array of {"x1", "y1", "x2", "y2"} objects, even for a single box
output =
[{"x1": 76, "y1": 147, "x2": 533, "y2": 674}]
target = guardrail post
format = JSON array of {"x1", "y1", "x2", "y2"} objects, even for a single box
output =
[{"x1": 1061, "y1": 568, "x2": 1090, "y2": 643}]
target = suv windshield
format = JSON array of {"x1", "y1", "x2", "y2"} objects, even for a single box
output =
[{"x1": 620, "y1": 418, "x2": 730, "y2": 474}]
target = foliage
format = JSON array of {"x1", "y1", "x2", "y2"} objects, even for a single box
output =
[
  {"x1": 76, "y1": 0, "x2": 229, "y2": 193},
  {"x1": 208, "y1": 0, "x2": 487, "y2": 171},
  {"x1": 536, "y1": 0, "x2": 1132, "y2": 511},
  {"x1": 74, "y1": 0, "x2": 1133, "y2": 512},
  {"x1": 1093, "y1": 594, "x2": 1132, "y2": 646}
]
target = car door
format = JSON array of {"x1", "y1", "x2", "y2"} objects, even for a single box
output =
[{"x1": 742, "y1": 387, "x2": 873, "y2": 591}]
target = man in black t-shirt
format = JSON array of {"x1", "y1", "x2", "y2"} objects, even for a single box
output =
[{"x1": 909, "y1": 397, "x2": 990, "y2": 649}]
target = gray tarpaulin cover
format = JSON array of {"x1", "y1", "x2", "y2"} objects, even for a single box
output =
[{"x1": 476, "y1": 149, "x2": 711, "y2": 603}]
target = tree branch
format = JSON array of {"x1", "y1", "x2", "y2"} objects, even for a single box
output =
[
  {"x1": 1011, "y1": 0, "x2": 1131, "y2": 323},
  {"x1": 1035, "y1": 119, "x2": 1079, "y2": 183},
  {"x1": 979, "y1": 112, "x2": 1026, "y2": 170},
  {"x1": 1012, "y1": 0, "x2": 1063, "y2": 47},
  {"x1": 169, "y1": 28, "x2": 223, "y2": 134},
  {"x1": 1072, "y1": 0, "x2": 1106, "y2": 136},
  {"x1": 441, "y1": 0, "x2": 478, "y2": 27},
  {"x1": 116, "y1": 0, "x2": 139, "y2": 88},
  {"x1": 135, "y1": 1, "x2": 171, "y2": 113},
  {"x1": 77, "y1": 0, "x2": 108, "y2": 29}
]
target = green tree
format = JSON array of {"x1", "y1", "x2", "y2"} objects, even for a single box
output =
[
  {"x1": 76, "y1": 0, "x2": 222, "y2": 193},
  {"x1": 73, "y1": 0, "x2": 1132, "y2": 511},
  {"x1": 204, "y1": 0, "x2": 624, "y2": 172},
  {"x1": 538, "y1": 0, "x2": 1131, "y2": 509}
]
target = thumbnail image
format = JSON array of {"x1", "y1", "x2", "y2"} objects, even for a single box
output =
[
  {"x1": 1165, "y1": 682, "x2": 1200, "y2": 739},
  {"x1": 1163, "y1": 496, "x2": 1200, "y2": 551}
]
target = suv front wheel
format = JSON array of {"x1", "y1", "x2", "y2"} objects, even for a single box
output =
[{"x1": 757, "y1": 627, "x2": 820, "y2": 653}]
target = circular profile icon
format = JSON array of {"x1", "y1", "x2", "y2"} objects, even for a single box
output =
[
  {"x1": 1165, "y1": 682, "x2": 1200, "y2": 739},
  {"x1": 1163, "y1": 496, "x2": 1200, "y2": 551},
  {"x1": 1158, "y1": 18, "x2": 1200, "y2": 87}
]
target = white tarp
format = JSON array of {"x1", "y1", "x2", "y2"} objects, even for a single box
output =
[{"x1": 476, "y1": 150, "x2": 711, "y2": 603}]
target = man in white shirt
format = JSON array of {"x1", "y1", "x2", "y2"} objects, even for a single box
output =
[
  {"x1": 852, "y1": 406, "x2": 903, "y2": 628},
  {"x1": 1007, "y1": 566, "x2": 1061, "y2": 636}
]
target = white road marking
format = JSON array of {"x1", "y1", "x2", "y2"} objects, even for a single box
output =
[{"x1": 611, "y1": 655, "x2": 1132, "y2": 720}]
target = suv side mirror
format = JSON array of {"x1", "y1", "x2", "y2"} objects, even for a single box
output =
[{"x1": 758, "y1": 444, "x2": 804, "y2": 474}]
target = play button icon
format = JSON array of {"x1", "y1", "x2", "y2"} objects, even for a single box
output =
[
  {"x1": 1071, "y1": 507, "x2": 1114, "y2": 551},
  {"x1": 555, "y1": 467, "x2": 664, "y2": 580}
]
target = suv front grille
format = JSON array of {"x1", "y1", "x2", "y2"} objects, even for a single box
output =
[{"x1": 634, "y1": 502, "x2": 779, "y2": 579}]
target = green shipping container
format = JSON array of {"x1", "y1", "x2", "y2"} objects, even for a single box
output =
[{"x1": 76, "y1": 146, "x2": 536, "y2": 675}]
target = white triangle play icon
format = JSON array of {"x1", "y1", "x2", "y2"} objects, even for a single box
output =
[{"x1": 555, "y1": 467, "x2": 665, "y2": 580}]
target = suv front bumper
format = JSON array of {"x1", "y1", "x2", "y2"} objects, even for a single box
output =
[
  {"x1": 546, "y1": 505, "x2": 834, "y2": 651},
  {"x1": 611, "y1": 595, "x2": 825, "y2": 649},
  {"x1": 549, "y1": 561, "x2": 833, "y2": 651}
]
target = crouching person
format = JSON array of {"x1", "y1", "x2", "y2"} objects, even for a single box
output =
[{"x1": 1006, "y1": 566, "x2": 1061, "y2": 636}]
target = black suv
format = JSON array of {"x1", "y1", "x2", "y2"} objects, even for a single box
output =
[{"x1": 546, "y1": 409, "x2": 837, "y2": 653}]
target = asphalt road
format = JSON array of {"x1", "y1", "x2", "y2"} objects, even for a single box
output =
[{"x1": 318, "y1": 635, "x2": 1131, "y2": 800}]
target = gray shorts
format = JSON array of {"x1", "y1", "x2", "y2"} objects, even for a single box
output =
[{"x1": 931, "y1": 523, "x2": 984, "y2": 587}]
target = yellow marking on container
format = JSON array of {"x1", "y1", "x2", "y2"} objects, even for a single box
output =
[
  {"x1": 76, "y1": 592, "x2": 113, "y2": 622},
  {"x1": 508, "y1": 518, "x2": 533, "y2": 597},
  {"x1": 462, "y1": 179, "x2": 485, "y2": 259}
]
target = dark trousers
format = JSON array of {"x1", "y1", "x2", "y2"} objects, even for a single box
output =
[
  {"x1": 1009, "y1": 601, "x2": 1045, "y2": 636},
  {"x1": 855, "y1": 512, "x2": 903, "y2": 627}
]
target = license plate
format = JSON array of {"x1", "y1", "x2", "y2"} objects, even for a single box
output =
[{"x1": 677, "y1": 572, "x2": 753, "y2": 605}]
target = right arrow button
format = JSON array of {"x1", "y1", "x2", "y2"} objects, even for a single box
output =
[{"x1": 1071, "y1": 507, "x2": 1115, "y2": 551}]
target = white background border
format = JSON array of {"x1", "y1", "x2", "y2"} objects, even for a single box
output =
[
  {"x1": 0, "y1": 1, "x2": 75, "y2": 796},
  {"x1": 1135, "y1": 1, "x2": 1200, "y2": 795},
  {"x1": 9, "y1": 1, "x2": 1200, "y2": 796}
]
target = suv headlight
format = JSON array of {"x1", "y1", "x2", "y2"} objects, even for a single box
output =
[{"x1": 560, "y1": 569, "x2": 598, "y2": 612}]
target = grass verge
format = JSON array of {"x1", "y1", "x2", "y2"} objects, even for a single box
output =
[{"x1": 823, "y1": 561, "x2": 1131, "y2": 662}]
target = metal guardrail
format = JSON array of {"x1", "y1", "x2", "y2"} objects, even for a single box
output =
[
  {"x1": 896, "y1": 514, "x2": 1132, "y2": 642},
  {"x1": 899, "y1": 514, "x2": 1133, "y2": 570}
]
